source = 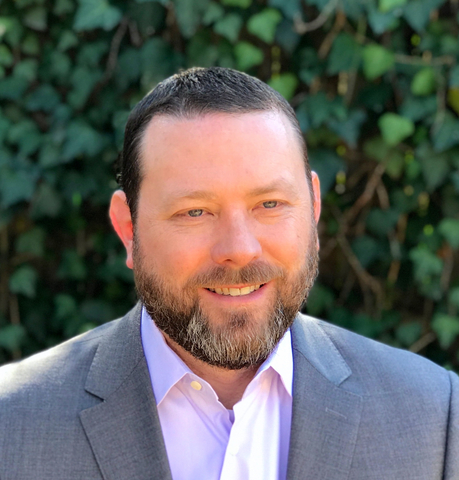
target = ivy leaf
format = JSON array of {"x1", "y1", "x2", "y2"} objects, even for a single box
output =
[
  {"x1": 432, "y1": 314, "x2": 459, "y2": 349},
  {"x1": 268, "y1": 0, "x2": 301, "y2": 19},
  {"x1": 362, "y1": 44, "x2": 395, "y2": 80},
  {"x1": 417, "y1": 144, "x2": 450, "y2": 191},
  {"x1": 0, "y1": 325, "x2": 27, "y2": 352},
  {"x1": 8, "y1": 119, "x2": 42, "y2": 156},
  {"x1": 68, "y1": 66, "x2": 102, "y2": 109},
  {"x1": 328, "y1": 109, "x2": 366, "y2": 147},
  {"x1": 352, "y1": 236, "x2": 382, "y2": 268},
  {"x1": 25, "y1": 84, "x2": 61, "y2": 112},
  {"x1": 62, "y1": 121, "x2": 106, "y2": 160},
  {"x1": 9, "y1": 265, "x2": 38, "y2": 298},
  {"x1": 23, "y1": 6, "x2": 47, "y2": 31},
  {"x1": 327, "y1": 33, "x2": 361, "y2": 75},
  {"x1": 13, "y1": 59, "x2": 38, "y2": 82},
  {"x1": 396, "y1": 322, "x2": 422, "y2": 347},
  {"x1": 16, "y1": 228, "x2": 46, "y2": 257},
  {"x1": 31, "y1": 183, "x2": 63, "y2": 219},
  {"x1": 202, "y1": 2, "x2": 224, "y2": 25},
  {"x1": 450, "y1": 65, "x2": 459, "y2": 87},
  {"x1": 367, "y1": 4, "x2": 399, "y2": 34},
  {"x1": 0, "y1": 167, "x2": 37, "y2": 207},
  {"x1": 221, "y1": 0, "x2": 252, "y2": 7},
  {"x1": 0, "y1": 45, "x2": 13, "y2": 67},
  {"x1": 214, "y1": 14, "x2": 243, "y2": 43},
  {"x1": 409, "y1": 245, "x2": 443, "y2": 283},
  {"x1": 411, "y1": 68, "x2": 436, "y2": 96},
  {"x1": 400, "y1": 95, "x2": 437, "y2": 121},
  {"x1": 234, "y1": 42, "x2": 264, "y2": 71},
  {"x1": 378, "y1": 113, "x2": 415, "y2": 146},
  {"x1": 247, "y1": 8, "x2": 282, "y2": 44},
  {"x1": 306, "y1": 283, "x2": 335, "y2": 317},
  {"x1": 74, "y1": 0, "x2": 122, "y2": 32},
  {"x1": 403, "y1": 0, "x2": 445, "y2": 32},
  {"x1": 141, "y1": 38, "x2": 182, "y2": 87},
  {"x1": 449, "y1": 287, "x2": 459, "y2": 309},
  {"x1": 379, "y1": 0, "x2": 407, "y2": 12},
  {"x1": 438, "y1": 219, "x2": 459, "y2": 249},
  {"x1": 174, "y1": 0, "x2": 210, "y2": 38},
  {"x1": 432, "y1": 112, "x2": 459, "y2": 152},
  {"x1": 0, "y1": 75, "x2": 29, "y2": 100},
  {"x1": 366, "y1": 208, "x2": 400, "y2": 237},
  {"x1": 267, "y1": 73, "x2": 298, "y2": 100},
  {"x1": 58, "y1": 250, "x2": 87, "y2": 280},
  {"x1": 308, "y1": 149, "x2": 345, "y2": 195}
]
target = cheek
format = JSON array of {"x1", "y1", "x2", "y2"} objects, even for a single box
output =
[{"x1": 139, "y1": 227, "x2": 212, "y2": 281}]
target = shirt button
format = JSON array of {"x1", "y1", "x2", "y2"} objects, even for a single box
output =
[
  {"x1": 190, "y1": 380, "x2": 202, "y2": 391},
  {"x1": 227, "y1": 443, "x2": 239, "y2": 456}
]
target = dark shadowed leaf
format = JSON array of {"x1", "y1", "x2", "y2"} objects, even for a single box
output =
[
  {"x1": 174, "y1": 0, "x2": 210, "y2": 38},
  {"x1": 9, "y1": 265, "x2": 38, "y2": 298},
  {"x1": 327, "y1": 33, "x2": 361, "y2": 75},
  {"x1": 309, "y1": 149, "x2": 345, "y2": 195},
  {"x1": 74, "y1": 0, "x2": 122, "y2": 31},
  {"x1": 438, "y1": 219, "x2": 459, "y2": 249},
  {"x1": 432, "y1": 314, "x2": 459, "y2": 349},
  {"x1": 214, "y1": 14, "x2": 243, "y2": 43}
]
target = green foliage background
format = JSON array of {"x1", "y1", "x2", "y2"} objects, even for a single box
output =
[{"x1": 1, "y1": 0, "x2": 459, "y2": 370}]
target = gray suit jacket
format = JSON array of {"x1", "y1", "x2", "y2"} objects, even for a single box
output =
[{"x1": 0, "y1": 303, "x2": 458, "y2": 479}]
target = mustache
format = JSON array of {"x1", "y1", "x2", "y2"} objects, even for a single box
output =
[{"x1": 184, "y1": 261, "x2": 285, "y2": 289}]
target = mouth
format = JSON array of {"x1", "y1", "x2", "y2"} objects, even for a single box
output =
[{"x1": 205, "y1": 284, "x2": 266, "y2": 297}]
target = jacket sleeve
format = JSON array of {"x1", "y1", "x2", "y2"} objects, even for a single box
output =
[{"x1": 443, "y1": 370, "x2": 459, "y2": 480}]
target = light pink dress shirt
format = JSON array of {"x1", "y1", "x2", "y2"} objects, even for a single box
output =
[{"x1": 141, "y1": 308, "x2": 293, "y2": 480}]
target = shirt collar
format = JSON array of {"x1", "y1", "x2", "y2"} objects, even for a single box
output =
[{"x1": 141, "y1": 306, "x2": 293, "y2": 404}]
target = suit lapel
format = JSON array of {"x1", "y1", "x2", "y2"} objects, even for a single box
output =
[
  {"x1": 79, "y1": 304, "x2": 172, "y2": 480},
  {"x1": 287, "y1": 315, "x2": 363, "y2": 480}
]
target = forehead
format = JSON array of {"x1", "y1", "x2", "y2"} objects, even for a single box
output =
[{"x1": 138, "y1": 111, "x2": 307, "y2": 200}]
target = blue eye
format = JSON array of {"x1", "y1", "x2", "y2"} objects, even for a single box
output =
[
  {"x1": 187, "y1": 209, "x2": 204, "y2": 217},
  {"x1": 263, "y1": 201, "x2": 278, "y2": 209}
]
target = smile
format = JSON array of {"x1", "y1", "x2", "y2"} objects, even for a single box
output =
[{"x1": 206, "y1": 284, "x2": 264, "y2": 296}]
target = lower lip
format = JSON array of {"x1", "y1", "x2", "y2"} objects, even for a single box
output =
[{"x1": 201, "y1": 282, "x2": 270, "y2": 303}]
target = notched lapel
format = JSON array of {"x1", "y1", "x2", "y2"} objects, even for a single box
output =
[
  {"x1": 287, "y1": 316, "x2": 363, "y2": 480},
  {"x1": 79, "y1": 304, "x2": 172, "y2": 480}
]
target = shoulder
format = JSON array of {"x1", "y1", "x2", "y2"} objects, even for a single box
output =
[
  {"x1": 292, "y1": 313, "x2": 456, "y2": 399},
  {"x1": 0, "y1": 318, "x2": 121, "y2": 402}
]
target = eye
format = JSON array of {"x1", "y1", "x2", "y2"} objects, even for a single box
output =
[
  {"x1": 187, "y1": 209, "x2": 204, "y2": 217},
  {"x1": 262, "y1": 200, "x2": 278, "y2": 209}
]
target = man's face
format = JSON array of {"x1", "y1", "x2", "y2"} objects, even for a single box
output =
[{"x1": 112, "y1": 111, "x2": 321, "y2": 369}]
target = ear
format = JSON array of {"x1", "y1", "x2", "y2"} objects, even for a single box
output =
[
  {"x1": 109, "y1": 190, "x2": 134, "y2": 269},
  {"x1": 311, "y1": 171, "x2": 321, "y2": 224},
  {"x1": 311, "y1": 171, "x2": 321, "y2": 250}
]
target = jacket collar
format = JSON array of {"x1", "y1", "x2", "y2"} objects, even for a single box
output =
[
  {"x1": 79, "y1": 303, "x2": 172, "y2": 480},
  {"x1": 287, "y1": 314, "x2": 363, "y2": 480}
]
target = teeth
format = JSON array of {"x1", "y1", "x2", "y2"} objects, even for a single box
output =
[{"x1": 208, "y1": 285, "x2": 263, "y2": 296}]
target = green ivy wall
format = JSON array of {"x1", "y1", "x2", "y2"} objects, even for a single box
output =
[{"x1": 1, "y1": 0, "x2": 459, "y2": 370}]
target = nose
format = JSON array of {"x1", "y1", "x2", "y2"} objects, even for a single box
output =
[{"x1": 210, "y1": 212, "x2": 262, "y2": 267}]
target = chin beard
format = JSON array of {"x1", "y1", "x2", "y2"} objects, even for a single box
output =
[{"x1": 133, "y1": 236, "x2": 319, "y2": 370}]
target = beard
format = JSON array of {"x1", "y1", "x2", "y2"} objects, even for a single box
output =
[{"x1": 133, "y1": 229, "x2": 319, "y2": 370}]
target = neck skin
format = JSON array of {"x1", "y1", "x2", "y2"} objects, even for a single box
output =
[{"x1": 163, "y1": 333, "x2": 259, "y2": 409}]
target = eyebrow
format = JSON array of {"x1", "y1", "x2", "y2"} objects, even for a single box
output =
[{"x1": 165, "y1": 178, "x2": 299, "y2": 208}]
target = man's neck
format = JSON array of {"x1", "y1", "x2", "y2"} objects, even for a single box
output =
[{"x1": 163, "y1": 334, "x2": 259, "y2": 409}]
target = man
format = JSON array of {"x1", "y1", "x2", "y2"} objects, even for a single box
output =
[{"x1": 0, "y1": 67, "x2": 458, "y2": 480}]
